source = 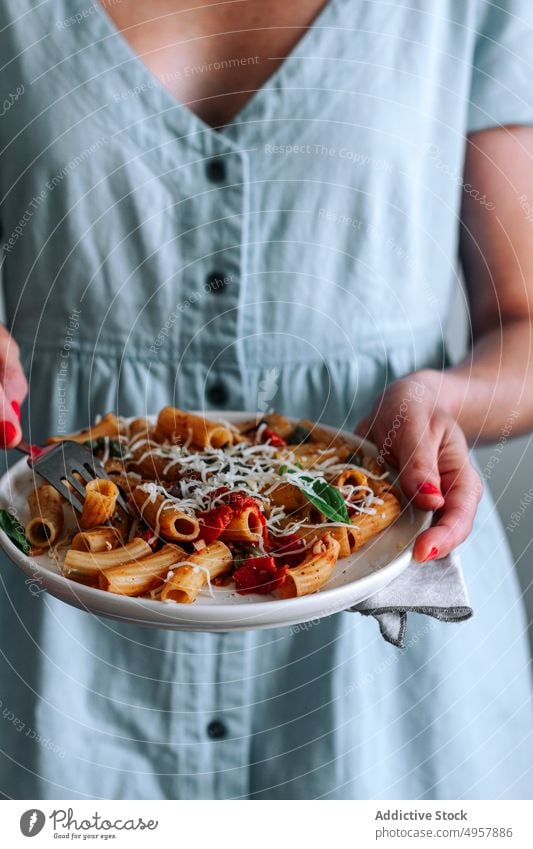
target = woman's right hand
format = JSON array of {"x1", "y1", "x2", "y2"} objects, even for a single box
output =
[{"x1": 0, "y1": 325, "x2": 27, "y2": 448}]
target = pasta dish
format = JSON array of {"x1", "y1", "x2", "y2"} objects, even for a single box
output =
[{"x1": 19, "y1": 408, "x2": 402, "y2": 603}]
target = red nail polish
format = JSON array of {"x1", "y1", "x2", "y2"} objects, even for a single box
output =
[
  {"x1": 0, "y1": 420, "x2": 17, "y2": 447},
  {"x1": 11, "y1": 400, "x2": 20, "y2": 420},
  {"x1": 418, "y1": 482, "x2": 442, "y2": 497},
  {"x1": 423, "y1": 546, "x2": 439, "y2": 562}
]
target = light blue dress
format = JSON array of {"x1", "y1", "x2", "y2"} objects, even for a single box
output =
[{"x1": 0, "y1": 0, "x2": 532, "y2": 799}]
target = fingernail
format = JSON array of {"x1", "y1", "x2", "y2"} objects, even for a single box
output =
[
  {"x1": 423, "y1": 546, "x2": 439, "y2": 562},
  {"x1": 0, "y1": 420, "x2": 18, "y2": 448},
  {"x1": 11, "y1": 400, "x2": 20, "y2": 420},
  {"x1": 418, "y1": 482, "x2": 442, "y2": 497}
]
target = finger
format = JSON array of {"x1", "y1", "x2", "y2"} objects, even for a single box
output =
[
  {"x1": 397, "y1": 417, "x2": 445, "y2": 510},
  {"x1": 0, "y1": 334, "x2": 27, "y2": 408},
  {"x1": 0, "y1": 383, "x2": 21, "y2": 448},
  {"x1": 412, "y1": 446, "x2": 483, "y2": 562},
  {"x1": 0, "y1": 331, "x2": 26, "y2": 447}
]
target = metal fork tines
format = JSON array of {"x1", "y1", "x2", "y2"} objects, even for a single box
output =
[{"x1": 29, "y1": 441, "x2": 129, "y2": 515}]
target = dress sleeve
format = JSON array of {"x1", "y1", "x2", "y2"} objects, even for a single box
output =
[{"x1": 467, "y1": 0, "x2": 533, "y2": 133}]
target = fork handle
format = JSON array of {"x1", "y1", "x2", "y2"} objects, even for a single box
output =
[
  {"x1": 14, "y1": 439, "x2": 48, "y2": 463},
  {"x1": 15, "y1": 439, "x2": 34, "y2": 456}
]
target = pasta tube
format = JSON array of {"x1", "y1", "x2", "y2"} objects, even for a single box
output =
[
  {"x1": 332, "y1": 468, "x2": 368, "y2": 489},
  {"x1": 277, "y1": 534, "x2": 340, "y2": 598},
  {"x1": 71, "y1": 526, "x2": 123, "y2": 553},
  {"x1": 266, "y1": 482, "x2": 307, "y2": 512},
  {"x1": 128, "y1": 417, "x2": 152, "y2": 439},
  {"x1": 219, "y1": 506, "x2": 264, "y2": 543},
  {"x1": 298, "y1": 503, "x2": 326, "y2": 525},
  {"x1": 26, "y1": 484, "x2": 64, "y2": 547},
  {"x1": 100, "y1": 543, "x2": 187, "y2": 596},
  {"x1": 156, "y1": 407, "x2": 232, "y2": 449},
  {"x1": 160, "y1": 541, "x2": 233, "y2": 603},
  {"x1": 103, "y1": 458, "x2": 124, "y2": 475},
  {"x1": 261, "y1": 412, "x2": 293, "y2": 439},
  {"x1": 346, "y1": 493, "x2": 401, "y2": 551},
  {"x1": 328, "y1": 526, "x2": 352, "y2": 558},
  {"x1": 63, "y1": 537, "x2": 152, "y2": 580},
  {"x1": 296, "y1": 419, "x2": 351, "y2": 450},
  {"x1": 126, "y1": 440, "x2": 179, "y2": 479},
  {"x1": 46, "y1": 413, "x2": 122, "y2": 444},
  {"x1": 289, "y1": 445, "x2": 341, "y2": 469},
  {"x1": 364, "y1": 456, "x2": 401, "y2": 498},
  {"x1": 131, "y1": 486, "x2": 199, "y2": 541},
  {"x1": 80, "y1": 478, "x2": 119, "y2": 529}
]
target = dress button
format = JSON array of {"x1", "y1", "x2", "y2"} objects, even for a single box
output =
[
  {"x1": 207, "y1": 719, "x2": 228, "y2": 740},
  {"x1": 206, "y1": 271, "x2": 228, "y2": 294},
  {"x1": 207, "y1": 382, "x2": 229, "y2": 407},
  {"x1": 206, "y1": 157, "x2": 226, "y2": 183}
]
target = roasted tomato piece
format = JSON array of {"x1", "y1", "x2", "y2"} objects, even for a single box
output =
[
  {"x1": 198, "y1": 505, "x2": 234, "y2": 542},
  {"x1": 261, "y1": 427, "x2": 286, "y2": 447},
  {"x1": 233, "y1": 555, "x2": 288, "y2": 595},
  {"x1": 138, "y1": 527, "x2": 160, "y2": 551},
  {"x1": 268, "y1": 533, "x2": 307, "y2": 567},
  {"x1": 269, "y1": 533, "x2": 306, "y2": 555}
]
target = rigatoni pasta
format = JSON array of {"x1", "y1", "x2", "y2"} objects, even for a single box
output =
[
  {"x1": 100, "y1": 543, "x2": 187, "y2": 596},
  {"x1": 71, "y1": 526, "x2": 123, "y2": 552},
  {"x1": 156, "y1": 407, "x2": 232, "y2": 449},
  {"x1": 26, "y1": 407, "x2": 403, "y2": 602},
  {"x1": 80, "y1": 478, "x2": 119, "y2": 529},
  {"x1": 130, "y1": 485, "x2": 200, "y2": 541},
  {"x1": 160, "y1": 541, "x2": 233, "y2": 603},
  {"x1": 26, "y1": 484, "x2": 64, "y2": 547}
]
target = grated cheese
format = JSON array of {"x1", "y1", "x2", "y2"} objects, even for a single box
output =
[{"x1": 122, "y1": 438, "x2": 387, "y2": 542}]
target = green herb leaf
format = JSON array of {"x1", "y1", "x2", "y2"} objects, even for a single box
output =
[
  {"x1": 84, "y1": 437, "x2": 124, "y2": 458},
  {"x1": 301, "y1": 478, "x2": 351, "y2": 524},
  {"x1": 0, "y1": 509, "x2": 30, "y2": 554},
  {"x1": 287, "y1": 425, "x2": 311, "y2": 445},
  {"x1": 232, "y1": 544, "x2": 264, "y2": 565},
  {"x1": 281, "y1": 465, "x2": 350, "y2": 521},
  {"x1": 108, "y1": 439, "x2": 125, "y2": 458},
  {"x1": 281, "y1": 464, "x2": 351, "y2": 522}
]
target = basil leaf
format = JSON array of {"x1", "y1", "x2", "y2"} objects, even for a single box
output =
[
  {"x1": 301, "y1": 478, "x2": 351, "y2": 524},
  {"x1": 108, "y1": 439, "x2": 125, "y2": 458},
  {"x1": 0, "y1": 509, "x2": 30, "y2": 554},
  {"x1": 280, "y1": 467, "x2": 350, "y2": 523},
  {"x1": 287, "y1": 425, "x2": 311, "y2": 445},
  {"x1": 233, "y1": 544, "x2": 264, "y2": 565},
  {"x1": 84, "y1": 437, "x2": 124, "y2": 458}
]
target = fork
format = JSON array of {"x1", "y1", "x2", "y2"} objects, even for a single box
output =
[{"x1": 17, "y1": 438, "x2": 129, "y2": 515}]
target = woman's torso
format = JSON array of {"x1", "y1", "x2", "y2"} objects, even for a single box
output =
[{"x1": 0, "y1": 0, "x2": 476, "y2": 437}]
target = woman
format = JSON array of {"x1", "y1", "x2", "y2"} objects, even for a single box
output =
[{"x1": 0, "y1": 0, "x2": 531, "y2": 799}]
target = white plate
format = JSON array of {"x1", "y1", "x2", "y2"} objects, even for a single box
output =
[{"x1": 0, "y1": 413, "x2": 431, "y2": 631}]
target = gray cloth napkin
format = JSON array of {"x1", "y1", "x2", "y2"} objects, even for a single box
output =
[{"x1": 349, "y1": 551, "x2": 472, "y2": 648}]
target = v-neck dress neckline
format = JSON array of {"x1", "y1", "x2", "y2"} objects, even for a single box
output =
[{"x1": 89, "y1": 0, "x2": 339, "y2": 140}]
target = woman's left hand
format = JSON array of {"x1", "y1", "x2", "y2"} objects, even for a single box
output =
[{"x1": 355, "y1": 372, "x2": 483, "y2": 562}]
